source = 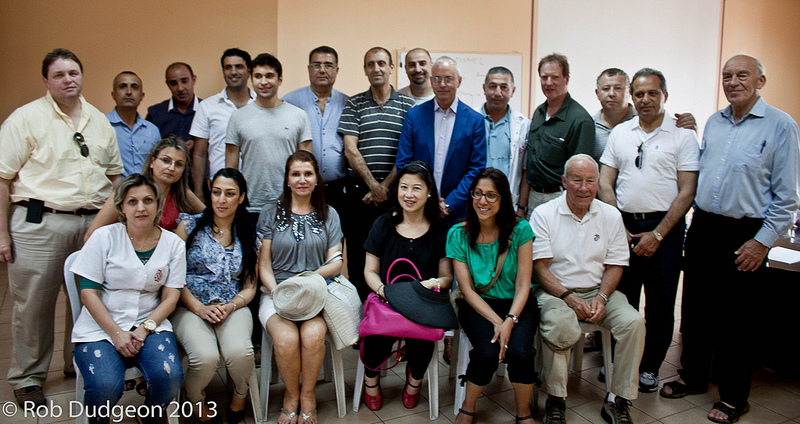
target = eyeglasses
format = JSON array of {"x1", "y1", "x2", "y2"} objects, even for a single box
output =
[
  {"x1": 471, "y1": 190, "x2": 500, "y2": 203},
  {"x1": 310, "y1": 62, "x2": 336, "y2": 70},
  {"x1": 158, "y1": 156, "x2": 186, "y2": 169},
  {"x1": 431, "y1": 76, "x2": 456, "y2": 85},
  {"x1": 73, "y1": 132, "x2": 89, "y2": 157},
  {"x1": 635, "y1": 142, "x2": 643, "y2": 169}
]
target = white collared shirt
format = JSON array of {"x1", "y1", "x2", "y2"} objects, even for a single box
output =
[
  {"x1": 190, "y1": 88, "x2": 256, "y2": 176},
  {"x1": 433, "y1": 97, "x2": 459, "y2": 192}
]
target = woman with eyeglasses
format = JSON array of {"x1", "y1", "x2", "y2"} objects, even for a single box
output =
[
  {"x1": 84, "y1": 137, "x2": 205, "y2": 241},
  {"x1": 446, "y1": 168, "x2": 538, "y2": 424}
]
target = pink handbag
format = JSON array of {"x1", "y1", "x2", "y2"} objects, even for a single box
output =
[{"x1": 357, "y1": 258, "x2": 445, "y2": 342}]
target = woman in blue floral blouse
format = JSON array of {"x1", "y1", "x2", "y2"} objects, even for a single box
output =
[{"x1": 172, "y1": 168, "x2": 259, "y2": 424}]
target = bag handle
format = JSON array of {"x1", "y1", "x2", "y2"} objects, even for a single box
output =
[
  {"x1": 386, "y1": 257, "x2": 422, "y2": 285},
  {"x1": 323, "y1": 251, "x2": 343, "y2": 266},
  {"x1": 360, "y1": 338, "x2": 404, "y2": 372},
  {"x1": 476, "y1": 236, "x2": 513, "y2": 294}
]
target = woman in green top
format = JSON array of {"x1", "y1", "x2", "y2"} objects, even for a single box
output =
[{"x1": 446, "y1": 168, "x2": 538, "y2": 424}]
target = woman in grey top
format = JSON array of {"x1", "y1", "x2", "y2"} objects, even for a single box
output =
[{"x1": 257, "y1": 151, "x2": 342, "y2": 424}]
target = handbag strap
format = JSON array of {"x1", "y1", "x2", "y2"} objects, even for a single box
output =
[
  {"x1": 360, "y1": 338, "x2": 404, "y2": 372},
  {"x1": 386, "y1": 257, "x2": 422, "y2": 285},
  {"x1": 323, "y1": 251, "x2": 343, "y2": 266},
  {"x1": 476, "y1": 236, "x2": 513, "y2": 294}
]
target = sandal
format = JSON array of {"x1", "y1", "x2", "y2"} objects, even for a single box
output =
[
  {"x1": 659, "y1": 381, "x2": 704, "y2": 399},
  {"x1": 708, "y1": 402, "x2": 750, "y2": 424},
  {"x1": 457, "y1": 408, "x2": 476, "y2": 422},
  {"x1": 516, "y1": 414, "x2": 534, "y2": 423},
  {"x1": 300, "y1": 409, "x2": 317, "y2": 424},
  {"x1": 278, "y1": 407, "x2": 297, "y2": 424}
]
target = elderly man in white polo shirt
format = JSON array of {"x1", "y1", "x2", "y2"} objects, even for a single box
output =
[{"x1": 530, "y1": 154, "x2": 644, "y2": 424}]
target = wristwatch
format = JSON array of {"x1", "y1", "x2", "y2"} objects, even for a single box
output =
[
  {"x1": 517, "y1": 204, "x2": 529, "y2": 213},
  {"x1": 505, "y1": 314, "x2": 519, "y2": 324},
  {"x1": 652, "y1": 229, "x2": 664, "y2": 242},
  {"x1": 142, "y1": 319, "x2": 157, "y2": 333}
]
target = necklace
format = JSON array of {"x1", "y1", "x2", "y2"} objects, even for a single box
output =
[
  {"x1": 212, "y1": 225, "x2": 224, "y2": 236},
  {"x1": 129, "y1": 227, "x2": 159, "y2": 251}
]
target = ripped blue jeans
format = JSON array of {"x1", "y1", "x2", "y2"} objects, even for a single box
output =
[{"x1": 74, "y1": 331, "x2": 183, "y2": 423}]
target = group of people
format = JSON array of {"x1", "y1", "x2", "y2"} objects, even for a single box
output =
[{"x1": 0, "y1": 43, "x2": 797, "y2": 424}]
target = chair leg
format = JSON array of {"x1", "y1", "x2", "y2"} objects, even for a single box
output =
[
  {"x1": 601, "y1": 328, "x2": 613, "y2": 391},
  {"x1": 452, "y1": 330, "x2": 471, "y2": 416},
  {"x1": 260, "y1": 332, "x2": 273, "y2": 423},
  {"x1": 326, "y1": 336, "x2": 347, "y2": 418},
  {"x1": 75, "y1": 359, "x2": 88, "y2": 424},
  {"x1": 428, "y1": 342, "x2": 440, "y2": 420},
  {"x1": 352, "y1": 358, "x2": 365, "y2": 412},
  {"x1": 248, "y1": 367, "x2": 262, "y2": 423},
  {"x1": 573, "y1": 332, "x2": 586, "y2": 372}
]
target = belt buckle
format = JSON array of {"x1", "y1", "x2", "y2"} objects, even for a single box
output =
[{"x1": 633, "y1": 212, "x2": 646, "y2": 220}]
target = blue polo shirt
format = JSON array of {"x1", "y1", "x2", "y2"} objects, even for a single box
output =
[{"x1": 106, "y1": 108, "x2": 161, "y2": 176}]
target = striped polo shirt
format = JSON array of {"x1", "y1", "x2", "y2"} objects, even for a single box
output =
[{"x1": 338, "y1": 87, "x2": 415, "y2": 182}]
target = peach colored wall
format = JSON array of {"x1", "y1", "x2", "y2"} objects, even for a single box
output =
[
  {"x1": 275, "y1": 0, "x2": 534, "y2": 115},
  {"x1": 0, "y1": 0, "x2": 278, "y2": 121},
  {"x1": 719, "y1": 0, "x2": 800, "y2": 122}
]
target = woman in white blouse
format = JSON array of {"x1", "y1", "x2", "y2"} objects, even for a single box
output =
[{"x1": 70, "y1": 173, "x2": 185, "y2": 424}]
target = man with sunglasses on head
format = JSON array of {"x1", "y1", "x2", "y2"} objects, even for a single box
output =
[
  {"x1": 0, "y1": 48, "x2": 124, "y2": 407},
  {"x1": 597, "y1": 68, "x2": 699, "y2": 399}
]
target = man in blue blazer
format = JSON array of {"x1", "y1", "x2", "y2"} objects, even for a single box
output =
[{"x1": 396, "y1": 56, "x2": 486, "y2": 220}]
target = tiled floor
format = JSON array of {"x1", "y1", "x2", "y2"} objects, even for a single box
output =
[{"x1": 1, "y1": 261, "x2": 799, "y2": 423}]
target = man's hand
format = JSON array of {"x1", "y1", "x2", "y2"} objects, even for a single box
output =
[
  {"x1": 515, "y1": 208, "x2": 527, "y2": 219},
  {"x1": 363, "y1": 183, "x2": 389, "y2": 205},
  {"x1": 0, "y1": 231, "x2": 12, "y2": 263},
  {"x1": 675, "y1": 113, "x2": 697, "y2": 132},
  {"x1": 631, "y1": 231, "x2": 661, "y2": 257},
  {"x1": 734, "y1": 239, "x2": 769, "y2": 272},
  {"x1": 585, "y1": 295, "x2": 607, "y2": 323},
  {"x1": 439, "y1": 198, "x2": 450, "y2": 217},
  {"x1": 563, "y1": 294, "x2": 593, "y2": 321}
]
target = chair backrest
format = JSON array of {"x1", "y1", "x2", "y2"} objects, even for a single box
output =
[{"x1": 63, "y1": 251, "x2": 82, "y2": 325}]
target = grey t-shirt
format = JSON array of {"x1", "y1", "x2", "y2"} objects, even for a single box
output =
[
  {"x1": 257, "y1": 201, "x2": 342, "y2": 283},
  {"x1": 226, "y1": 101, "x2": 312, "y2": 212}
]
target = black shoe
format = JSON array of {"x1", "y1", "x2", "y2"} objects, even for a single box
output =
[
  {"x1": 601, "y1": 396, "x2": 634, "y2": 424},
  {"x1": 14, "y1": 385, "x2": 46, "y2": 407},
  {"x1": 544, "y1": 396, "x2": 567, "y2": 424},
  {"x1": 226, "y1": 407, "x2": 245, "y2": 424}
]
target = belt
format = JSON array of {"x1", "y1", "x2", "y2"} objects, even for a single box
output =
[
  {"x1": 621, "y1": 211, "x2": 667, "y2": 221},
  {"x1": 15, "y1": 200, "x2": 99, "y2": 216},
  {"x1": 530, "y1": 185, "x2": 562, "y2": 194}
]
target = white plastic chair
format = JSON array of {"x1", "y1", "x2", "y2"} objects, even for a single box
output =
[
  {"x1": 64, "y1": 251, "x2": 179, "y2": 424},
  {"x1": 353, "y1": 340, "x2": 440, "y2": 420},
  {"x1": 259, "y1": 330, "x2": 346, "y2": 422}
]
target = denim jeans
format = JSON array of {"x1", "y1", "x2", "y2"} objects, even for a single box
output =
[{"x1": 74, "y1": 331, "x2": 183, "y2": 424}]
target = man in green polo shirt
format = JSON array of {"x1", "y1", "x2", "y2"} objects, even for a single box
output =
[{"x1": 517, "y1": 53, "x2": 594, "y2": 217}]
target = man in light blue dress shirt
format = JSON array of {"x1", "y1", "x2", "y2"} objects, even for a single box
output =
[
  {"x1": 661, "y1": 55, "x2": 800, "y2": 424},
  {"x1": 106, "y1": 71, "x2": 161, "y2": 176},
  {"x1": 283, "y1": 46, "x2": 348, "y2": 211}
]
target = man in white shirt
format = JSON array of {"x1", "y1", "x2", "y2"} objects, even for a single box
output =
[
  {"x1": 598, "y1": 68, "x2": 699, "y2": 393},
  {"x1": 531, "y1": 154, "x2": 644, "y2": 424}
]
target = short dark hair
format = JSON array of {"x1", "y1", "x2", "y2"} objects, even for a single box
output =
[
  {"x1": 165, "y1": 62, "x2": 194, "y2": 79},
  {"x1": 486, "y1": 66, "x2": 514, "y2": 84},
  {"x1": 112, "y1": 71, "x2": 140, "y2": 88},
  {"x1": 364, "y1": 47, "x2": 393, "y2": 67},
  {"x1": 221, "y1": 48, "x2": 252, "y2": 70},
  {"x1": 630, "y1": 67, "x2": 667, "y2": 95},
  {"x1": 538, "y1": 53, "x2": 569, "y2": 77},
  {"x1": 251, "y1": 53, "x2": 283, "y2": 78},
  {"x1": 42, "y1": 48, "x2": 83, "y2": 78},
  {"x1": 405, "y1": 48, "x2": 432, "y2": 64},
  {"x1": 596, "y1": 68, "x2": 630, "y2": 88},
  {"x1": 309, "y1": 46, "x2": 338, "y2": 65}
]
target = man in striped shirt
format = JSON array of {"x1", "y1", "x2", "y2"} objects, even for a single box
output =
[{"x1": 338, "y1": 46, "x2": 415, "y2": 300}]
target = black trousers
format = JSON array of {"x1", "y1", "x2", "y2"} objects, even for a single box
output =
[
  {"x1": 618, "y1": 213, "x2": 684, "y2": 374},
  {"x1": 457, "y1": 296, "x2": 538, "y2": 386},
  {"x1": 341, "y1": 177, "x2": 390, "y2": 301},
  {"x1": 361, "y1": 335, "x2": 434, "y2": 380},
  {"x1": 679, "y1": 208, "x2": 764, "y2": 409}
]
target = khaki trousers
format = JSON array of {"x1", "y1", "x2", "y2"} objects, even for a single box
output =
[
  {"x1": 7, "y1": 205, "x2": 91, "y2": 389},
  {"x1": 171, "y1": 306, "x2": 255, "y2": 402},
  {"x1": 535, "y1": 286, "x2": 645, "y2": 399},
  {"x1": 526, "y1": 189, "x2": 562, "y2": 214}
]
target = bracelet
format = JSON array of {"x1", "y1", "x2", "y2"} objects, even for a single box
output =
[
  {"x1": 434, "y1": 278, "x2": 441, "y2": 292},
  {"x1": 559, "y1": 290, "x2": 574, "y2": 299},
  {"x1": 597, "y1": 292, "x2": 609, "y2": 303},
  {"x1": 235, "y1": 293, "x2": 247, "y2": 303},
  {"x1": 231, "y1": 300, "x2": 238, "y2": 311},
  {"x1": 113, "y1": 330, "x2": 121, "y2": 337}
]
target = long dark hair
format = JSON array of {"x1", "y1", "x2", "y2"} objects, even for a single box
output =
[
  {"x1": 464, "y1": 168, "x2": 517, "y2": 253},
  {"x1": 390, "y1": 161, "x2": 442, "y2": 227},
  {"x1": 142, "y1": 137, "x2": 193, "y2": 213},
  {"x1": 277, "y1": 150, "x2": 328, "y2": 222},
  {"x1": 186, "y1": 168, "x2": 257, "y2": 282}
]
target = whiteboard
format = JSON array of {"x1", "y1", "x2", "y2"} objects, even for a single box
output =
[{"x1": 397, "y1": 51, "x2": 524, "y2": 113}]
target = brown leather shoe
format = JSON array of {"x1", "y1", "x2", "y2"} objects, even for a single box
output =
[{"x1": 14, "y1": 385, "x2": 46, "y2": 407}]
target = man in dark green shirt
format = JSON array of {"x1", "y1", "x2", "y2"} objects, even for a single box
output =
[{"x1": 517, "y1": 53, "x2": 594, "y2": 217}]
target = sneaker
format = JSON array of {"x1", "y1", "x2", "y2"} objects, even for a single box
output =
[
  {"x1": 14, "y1": 385, "x2": 46, "y2": 407},
  {"x1": 601, "y1": 396, "x2": 634, "y2": 424},
  {"x1": 544, "y1": 396, "x2": 567, "y2": 424},
  {"x1": 638, "y1": 372, "x2": 659, "y2": 393}
]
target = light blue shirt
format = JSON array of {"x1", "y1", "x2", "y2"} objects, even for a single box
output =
[
  {"x1": 696, "y1": 97, "x2": 800, "y2": 246},
  {"x1": 482, "y1": 106, "x2": 512, "y2": 175},
  {"x1": 283, "y1": 86, "x2": 348, "y2": 182},
  {"x1": 433, "y1": 97, "x2": 459, "y2": 192},
  {"x1": 106, "y1": 108, "x2": 161, "y2": 176}
]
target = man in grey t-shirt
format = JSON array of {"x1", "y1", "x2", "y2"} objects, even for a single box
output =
[{"x1": 226, "y1": 53, "x2": 312, "y2": 215}]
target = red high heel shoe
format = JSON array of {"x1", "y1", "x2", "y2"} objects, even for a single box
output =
[
  {"x1": 402, "y1": 367, "x2": 422, "y2": 409},
  {"x1": 364, "y1": 379, "x2": 382, "y2": 411}
]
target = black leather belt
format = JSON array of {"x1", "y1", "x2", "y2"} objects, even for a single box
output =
[
  {"x1": 530, "y1": 185, "x2": 562, "y2": 194},
  {"x1": 15, "y1": 200, "x2": 99, "y2": 216},
  {"x1": 621, "y1": 211, "x2": 667, "y2": 221}
]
